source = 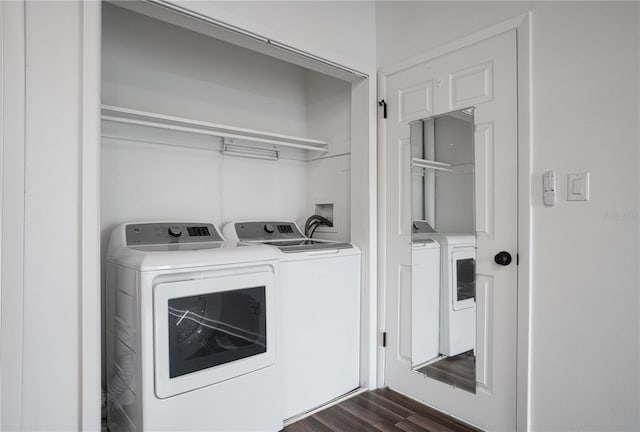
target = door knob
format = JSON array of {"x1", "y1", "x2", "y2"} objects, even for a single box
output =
[{"x1": 494, "y1": 251, "x2": 512, "y2": 266}]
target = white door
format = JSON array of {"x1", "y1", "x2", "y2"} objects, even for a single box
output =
[{"x1": 381, "y1": 30, "x2": 517, "y2": 430}]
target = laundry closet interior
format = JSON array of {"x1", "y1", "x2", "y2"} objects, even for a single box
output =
[
  {"x1": 100, "y1": 2, "x2": 356, "y2": 245},
  {"x1": 100, "y1": 1, "x2": 371, "y2": 429}
]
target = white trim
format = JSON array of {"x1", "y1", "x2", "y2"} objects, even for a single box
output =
[
  {"x1": 81, "y1": 2, "x2": 101, "y2": 431},
  {"x1": 379, "y1": 13, "x2": 529, "y2": 77},
  {"x1": 350, "y1": 74, "x2": 379, "y2": 389},
  {"x1": 0, "y1": 4, "x2": 4, "y2": 425},
  {"x1": 515, "y1": 12, "x2": 533, "y2": 432},
  {"x1": 0, "y1": 2, "x2": 25, "y2": 429},
  {"x1": 367, "y1": 75, "x2": 379, "y2": 389},
  {"x1": 376, "y1": 69, "x2": 388, "y2": 389},
  {"x1": 377, "y1": 13, "x2": 533, "y2": 431}
]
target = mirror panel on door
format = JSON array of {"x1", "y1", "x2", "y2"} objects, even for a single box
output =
[{"x1": 410, "y1": 108, "x2": 477, "y2": 394}]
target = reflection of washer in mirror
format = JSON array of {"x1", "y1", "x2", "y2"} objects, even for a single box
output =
[
  {"x1": 411, "y1": 225, "x2": 441, "y2": 367},
  {"x1": 410, "y1": 108, "x2": 477, "y2": 394}
]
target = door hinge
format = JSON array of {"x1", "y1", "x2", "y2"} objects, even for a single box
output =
[
  {"x1": 378, "y1": 99, "x2": 387, "y2": 119},
  {"x1": 382, "y1": 331, "x2": 387, "y2": 348},
  {"x1": 517, "y1": 253, "x2": 519, "y2": 265}
]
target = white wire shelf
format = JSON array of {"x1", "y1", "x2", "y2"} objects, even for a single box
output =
[
  {"x1": 411, "y1": 157, "x2": 453, "y2": 173},
  {"x1": 101, "y1": 105, "x2": 330, "y2": 153}
]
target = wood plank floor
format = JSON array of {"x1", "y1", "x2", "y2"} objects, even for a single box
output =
[
  {"x1": 415, "y1": 351, "x2": 476, "y2": 394},
  {"x1": 283, "y1": 388, "x2": 482, "y2": 432}
]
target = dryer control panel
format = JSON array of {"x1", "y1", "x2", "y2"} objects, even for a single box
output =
[
  {"x1": 126, "y1": 222, "x2": 223, "y2": 246},
  {"x1": 234, "y1": 221, "x2": 303, "y2": 241}
]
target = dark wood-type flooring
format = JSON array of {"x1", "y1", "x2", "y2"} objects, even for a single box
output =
[
  {"x1": 415, "y1": 351, "x2": 476, "y2": 394},
  {"x1": 283, "y1": 388, "x2": 482, "y2": 432}
]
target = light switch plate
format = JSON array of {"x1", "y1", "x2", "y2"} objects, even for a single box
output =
[{"x1": 567, "y1": 172, "x2": 590, "y2": 201}]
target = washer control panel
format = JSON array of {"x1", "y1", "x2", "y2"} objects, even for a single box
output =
[
  {"x1": 234, "y1": 221, "x2": 303, "y2": 241},
  {"x1": 126, "y1": 222, "x2": 223, "y2": 246}
]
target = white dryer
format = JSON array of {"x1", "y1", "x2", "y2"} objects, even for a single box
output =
[
  {"x1": 223, "y1": 221, "x2": 361, "y2": 420},
  {"x1": 105, "y1": 222, "x2": 283, "y2": 432},
  {"x1": 437, "y1": 234, "x2": 476, "y2": 357}
]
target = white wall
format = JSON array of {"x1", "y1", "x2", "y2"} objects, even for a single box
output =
[
  {"x1": 306, "y1": 70, "x2": 352, "y2": 240},
  {"x1": 100, "y1": 138, "x2": 309, "y2": 237},
  {"x1": 377, "y1": 2, "x2": 640, "y2": 431}
]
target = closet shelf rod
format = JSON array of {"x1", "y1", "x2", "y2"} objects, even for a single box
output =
[
  {"x1": 411, "y1": 158, "x2": 453, "y2": 173},
  {"x1": 101, "y1": 105, "x2": 329, "y2": 152}
]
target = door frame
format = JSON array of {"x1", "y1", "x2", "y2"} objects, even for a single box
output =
[
  {"x1": 377, "y1": 13, "x2": 532, "y2": 431},
  {"x1": 80, "y1": 1, "x2": 102, "y2": 430}
]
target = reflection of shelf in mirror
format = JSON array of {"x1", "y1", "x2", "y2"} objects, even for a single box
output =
[
  {"x1": 411, "y1": 158, "x2": 453, "y2": 173},
  {"x1": 101, "y1": 105, "x2": 330, "y2": 152}
]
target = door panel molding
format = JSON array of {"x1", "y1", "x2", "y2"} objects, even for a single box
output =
[
  {"x1": 399, "y1": 138, "x2": 411, "y2": 236},
  {"x1": 449, "y1": 61, "x2": 494, "y2": 110},
  {"x1": 475, "y1": 273, "x2": 494, "y2": 394},
  {"x1": 474, "y1": 122, "x2": 495, "y2": 240},
  {"x1": 398, "y1": 264, "x2": 412, "y2": 362},
  {"x1": 398, "y1": 81, "x2": 434, "y2": 122}
]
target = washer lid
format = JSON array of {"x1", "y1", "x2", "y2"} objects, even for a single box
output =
[
  {"x1": 223, "y1": 220, "x2": 356, "y2": 253},
  {"x1": 259, "y1": 239, "x2": 353, "y2": 253},
  {"x1": 412, "y1": 220, "x2": 437, "y2": 243}
]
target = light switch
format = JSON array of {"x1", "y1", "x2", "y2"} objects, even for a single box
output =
[{"x1": 567, "y1": 172, "x2": 590, "y2": 201}]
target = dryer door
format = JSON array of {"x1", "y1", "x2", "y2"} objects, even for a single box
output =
[
  {"x1": 451, "y1": 247, "x2": 476, "y2": 311},
  {"x1": 153, "y1": 270, "x2": 275, "y2": 399}
]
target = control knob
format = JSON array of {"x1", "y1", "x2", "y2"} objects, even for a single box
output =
[
  {"x1": 168, "y1": 226, "x2": 183, "y2": 238},
  {"x1": 264, "y1": 224, "x2": 275, "y2": 234}
]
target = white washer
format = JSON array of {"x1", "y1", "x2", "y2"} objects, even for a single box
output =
[
  {"x1": 223, "y1": 221, "x2": 361, "y2": 420},
  {"x1": 437, "y1": 234, "x2": 476, "y2": 357},
  {"x1": 105, "y1": 222, "x2": 283, "y2": 432},
  {"x1": 411, "y1": 238, "x2": 441, "y2": 366}
]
